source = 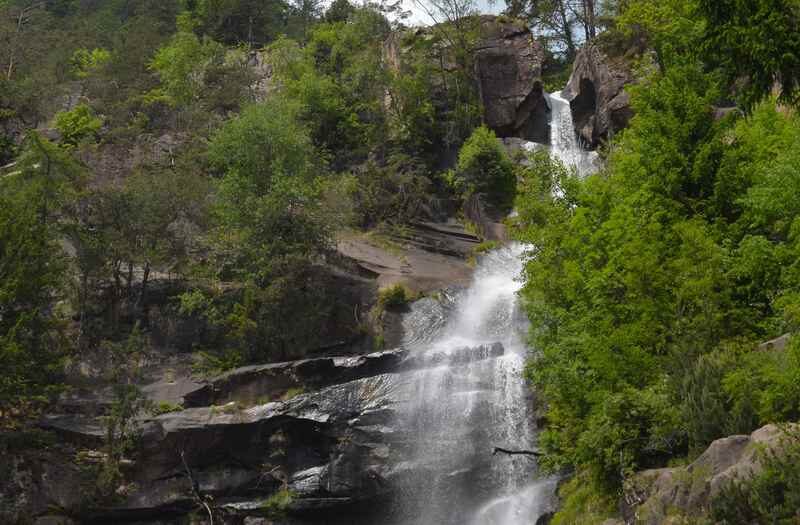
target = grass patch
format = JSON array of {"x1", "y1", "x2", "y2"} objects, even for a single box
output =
[
  {"x1": 280, "y1": 387, "x2": 305, "y2": 401},
  {"x1": 260, "y1": 488, "x2": 295, "y2": 517},
  {"x1": 377, "y1": 284, "x2": 417, "y2": 310},
  {"x1": 473, "y1": 240, "x2": 501, "y2": 254},
  {"x1": 150, "y1": 401, "x2": 183, "y2": 416},
  {"x1": 551, "y1": 473, "x2": 618, "y2": 525}
]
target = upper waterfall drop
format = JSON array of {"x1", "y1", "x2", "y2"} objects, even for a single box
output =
[
  {"x1": 513, "y1": 90, "x2": 601, "y2": 178},
  {"x1": 546, "y1": 91, "x2": 600, "y2": 177}
]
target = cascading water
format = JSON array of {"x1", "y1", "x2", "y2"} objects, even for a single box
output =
[
  {"x1": 389, "y1": 89, "x2": 596, "y2": 524},
  {"x1": 545, "y1": 91, "x2": 600, "y2": 175}
]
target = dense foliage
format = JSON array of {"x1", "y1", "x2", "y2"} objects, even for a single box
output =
[
  {"x1": 513, "y1": 0, "x2": 800, "y2": 509},
  {"x1": 3, "y1": 0, "x2": 800, "y2": 519},
  {"x1": 0, "y1": 0, "x2": 498, "y2": 413}
]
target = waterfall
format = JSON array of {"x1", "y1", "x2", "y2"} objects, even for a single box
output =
[{"x1": 389, "y1": 89, "x2": 595, "y2": 524}]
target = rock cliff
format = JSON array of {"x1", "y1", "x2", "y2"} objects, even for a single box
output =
[
  {"x1": 562, "y1": 41, "x2": 634, "y2": 148},
  {"x1": 473, "y1": 17, "x2": 548, "y2": 142},
  {"x1": 2, "y1": 344, "x2": 504, "y2": 524},
  {"x1": 384, "y1": 16, "x2": 548, "y2": 143}
]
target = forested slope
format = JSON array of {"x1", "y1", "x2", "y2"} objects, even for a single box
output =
[{"x1": 510, "y1": 1, "x2": 800, "y2": 523}]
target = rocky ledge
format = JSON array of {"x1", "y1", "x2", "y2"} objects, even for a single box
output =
[
  {"x1": 562, "y1": 41, "x2": 635, "y2": 148},
  {"x1": 6, "y1": 343, "x2": 506, "y2": 524},
  {"x1": 619, "y1": 424, "x2": 798, "y2": 524},
  {"x1": 184, "y1": 342, "x2": 504, "y2": 408}
]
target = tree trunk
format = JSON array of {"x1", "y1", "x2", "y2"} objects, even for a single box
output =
[
  {"x1": 583, "y1": 0, "x2": 596, "y2": 40},
  {"x1": 138, "y1": 262, "x2": 150, "y2": 314},
  {"x1": 126, "y1": 262, "x2": 134, "y2": 299},
  {"x1": 557, "y1": 1, "x2": 577, "y2": 61}
]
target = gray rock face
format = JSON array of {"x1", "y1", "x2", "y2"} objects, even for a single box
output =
[
  {"x1": 184, "y1": 343, "x2": 503, "y2": 408},
  {"x1": 29, "y1": 343, "x2": 505, "y2": 524},
  {"x1": 625, "y1": 424, "x2": 796, "y2": 524},
  {"x1": 383, "y1": 16, "x2": 547, "y2": 143},
  {"x1": 183, "y1": 349, "x2": 411, "y2": 407},
  {"x1": 474, "y1": 17, "x2": 548, "y2": 142},
  {"x1": 562, "y1": 42, "x2": 634, "y2": 147}
]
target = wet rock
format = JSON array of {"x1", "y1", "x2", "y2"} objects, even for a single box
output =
[
  {"x1": 183, "y1": 349, "x2": 410, "y2": 407},
  {"x1": 562, "y1": 42, "x2": 635, "y2": 147},
  {"x1": 33, "y1": 340, "x2": 510, "y2": 523},
  {"x1": 183, "y1": 343, "x2": 504, "y2": 408}
]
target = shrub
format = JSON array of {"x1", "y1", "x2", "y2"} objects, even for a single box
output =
[
  {"x1": 70, "y1": 48, "x2": 111, "y2": 79},
  {"x1": 54, "y1": 104, "x2": 102, "y2": 147},
  {"x1": 150, "y1": 402, "x2": 183, "y2": 416},
  {"x1": 0, "y1": 132, "x2": 15, "y2": 165},
  {"x1": 550, "y1": 473, "x2": 617, "y2": 525},
  {"x1": 349, "y1": 154, "x2": 433, "y2": 228},
  {"x1": 712, "y1": 427, "x2": 800, "y2": 524},
  {"x1": 280, "y1": 387, "x2": 305, "y2": 401},
  {"x1": 377, "y1": 284, "x2": 415, "y2": 310},
  {"x1": 260, "y1": 488, "x2": 295, "y2": 517},
  {"x1": 473, "y1": 240, "x2": 501, "y2": 254},
  {"x1": 451, "y1": 125, "x2": 516, "y2": 211}
]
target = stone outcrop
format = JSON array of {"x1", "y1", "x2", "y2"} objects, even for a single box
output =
[
  {"x1": 624, "y1": 424, "x2": 796, "y2": 524},
  {"x1": 336, "y1": 220, "x2": 478, "y2": 295},
  {"x1": 10, "y1": 343, "x2": 504, "y2": 524},
  {"x1": 562, "y1": 42, "x2": 635, "y2": 148},
  {"x1": 383, "y1": 16, "x2": 547, "y2": 143},
  {"x1": 473, "y1": 17, "x2": 548, "y2": 142},
  {"x1": 185, "y1": 342, "x2": 503, "y2": 408}
]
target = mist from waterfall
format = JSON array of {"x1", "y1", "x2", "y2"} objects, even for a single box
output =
[{"x1": 390, "y1": 89, "x2": 596, "y2": 524}]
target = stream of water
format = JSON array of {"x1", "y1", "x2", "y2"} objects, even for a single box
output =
[{"x1": 389, "y1": 90, "x2": 597, "y2": 524}]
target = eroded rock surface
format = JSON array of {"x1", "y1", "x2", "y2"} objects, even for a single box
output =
[
  {"x1": 562, "y1": 42, "x2": 634, "y2": 147},
  {"x1": 24, "y1": 343, "x2": 505, "y2": 524},
  {"x1": 474, "y1": 17, "x2": 547, "y2": 142}
]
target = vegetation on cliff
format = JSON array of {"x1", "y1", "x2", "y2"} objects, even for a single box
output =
[
  {"x1": 512, "y1": 0, "x2": 800, "y2": 519},
  {"x1": 0, "y1": 0, "x2": 525, "y2": 420},
  {"x1": 2, "y1": 0, "x2": 800, "y2": 521}
]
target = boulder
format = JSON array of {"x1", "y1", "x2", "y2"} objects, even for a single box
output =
[
  {"x1": 562, "y1": 42, "x2": 635, "y2": 148},
  {"x1": 625, "y1": 424, "x2": 796, "y2": 524}
]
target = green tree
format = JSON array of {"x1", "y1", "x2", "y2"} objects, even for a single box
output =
[
  {"x1": 0, "y1": 133, "x2": 83, "y2": 415},
  {"x1": 54, "y1": 103, "x2": 103, "y2": 147},
  {"x1": 204, "y1": 97, "x2": 338, "y2": 363},
  {"x1": 698, "y1": 0, "x2": 800, "y2": 109},
  {"x1": 149, "y1": 14, "x2": 226, "y2": 107},
  {"x1": 450, "y1": 125, "x2": 516, "y2": 211},
  {"x1": 96, "y1": 324, "x2": 152, "y2": 498}
]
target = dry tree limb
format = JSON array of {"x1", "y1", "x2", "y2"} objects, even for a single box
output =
[
  {"x1": 180, "y1": 449, "x2": 214, "y2": 525},
  {"x1": 492, "y1": 447, "x2": 543, "y2": 457}
]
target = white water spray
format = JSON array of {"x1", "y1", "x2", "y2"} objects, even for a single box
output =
[{"x1": 391, "y1": 89, "x2": 597, "y2": 524}]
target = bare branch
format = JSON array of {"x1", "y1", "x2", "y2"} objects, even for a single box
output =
[
  {"x1": 492, "y1": 446, "x2": 543, "y2": 457},
  {"x1": 180, "y1": 449, "x2": 215, "y2": 525}
]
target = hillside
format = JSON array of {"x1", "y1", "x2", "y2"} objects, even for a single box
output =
[{"x1": 2, "y1": 0, "x2": 800, "y2": 524}]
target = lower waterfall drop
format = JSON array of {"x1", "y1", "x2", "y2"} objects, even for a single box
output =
[{"x1": 391, "y1": 88, "x2": 596, "y2": 524}]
